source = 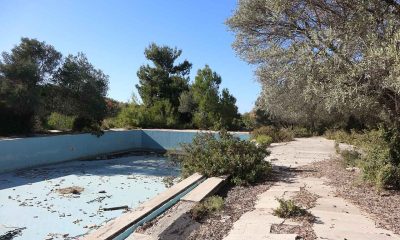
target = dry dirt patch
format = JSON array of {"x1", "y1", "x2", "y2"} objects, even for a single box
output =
[{"x1": 56, "y1": 186, "x2": 84, "y2": 195}]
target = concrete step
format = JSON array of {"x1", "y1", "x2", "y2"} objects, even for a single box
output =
[{"x1": 181, "y1": 176, "x2": 226, "y2": 202}]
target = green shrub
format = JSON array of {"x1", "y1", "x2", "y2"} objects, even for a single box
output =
[
  {"x1": 190, "y1": 196, "x2": 224, "y2": 220},
  {"x1": 291, "y1": 126, "x2": 313, "y2": 138},
  {"x1": 326, "y1": 128, "x2": 400, "y2": 189},
  {"x1": 47, "y1": 112, "x2": 75, "y2": 131},
  {"x1": 252, "y1": 126, "x2": 294, "y2": 143},
  {"x1": 255, "y1": 135, "x2": 273, "y2": 146},
  {"x1": 273, "y1": 198, "x2": 307, "y2": 218},
  {"x1": 101, "y1": 117, "x2": 120, "y2": 130},
  {"x1": 114, "y1": 100, "x2": 178, "y2": 129},
  {"x1": 341, "y1": 150, "x2": 361, "y2": 167},
  {"x1": 175, "y1": 131, "x2": 271, "y2": 185}
]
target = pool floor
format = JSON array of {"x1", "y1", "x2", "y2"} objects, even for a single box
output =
[{"x1": 0, "y1": 154, "x2": 179, "y2": 240}]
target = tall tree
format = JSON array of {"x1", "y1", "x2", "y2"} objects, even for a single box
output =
[
  {"x1": 0, "y1": 38, "x2": 62, "y2": 134},
  {"x1": 53, "y1": 53, "x2": 109, "y2": 131},
  {"x1": 219, "y1": 88, "x2": 240, "y2": 129},
  {"x1": 227, "y1": 0, "x2": 400, "y2": 130},
  {"x1": 191, "y1": 65, "x2": 222, "y2": 129},
  {"x1": 136, "y1": 43, "x2": 192, "y2": 110}
]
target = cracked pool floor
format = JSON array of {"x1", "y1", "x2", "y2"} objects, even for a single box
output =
[{"x1": 0, "y1": 154, "x2": 178, "y2": 240}]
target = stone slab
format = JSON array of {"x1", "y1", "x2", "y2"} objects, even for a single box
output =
[{"x1": 181, "y1": 176, "x2": 225, "y2": 202}]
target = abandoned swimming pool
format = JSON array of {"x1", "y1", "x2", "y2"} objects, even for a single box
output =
[
  {"x1": 0, "y1": 154, "x2": 178, "y2": 239},
  {"x1": 0, "y1": 129, "x2": 249, "y2": 239}
]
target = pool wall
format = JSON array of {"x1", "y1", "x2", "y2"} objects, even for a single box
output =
[{"x1": 0, "y1": 129, "x2": 249, "y2": 173}]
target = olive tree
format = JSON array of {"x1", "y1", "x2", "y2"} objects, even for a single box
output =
[{"x1": 227, "y1": 0, "x2": 400, "y2": 130}]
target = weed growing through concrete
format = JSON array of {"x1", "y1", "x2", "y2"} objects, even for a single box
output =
[
  {"x1": 273, "y1": 198, "x2": 308, "y2": 219},
  {"x1": 190, "y1": 196, "x2": 224, "y2": 221}
]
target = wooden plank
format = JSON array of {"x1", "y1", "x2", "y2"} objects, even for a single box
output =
[
  {"x1": 83, "y1": 173, "x2": 203, "y2": 240},
  {"x1": 181, "y1": 176, "x2": 226, "y2": 202}
]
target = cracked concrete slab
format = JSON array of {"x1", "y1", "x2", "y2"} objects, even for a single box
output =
[{"x1": 223, "y1": 138, "x2": 400, "y2": 240}]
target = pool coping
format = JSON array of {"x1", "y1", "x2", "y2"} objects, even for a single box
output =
[{"x1": 83, "y1": 173, "x2": 204, "y2": 240}]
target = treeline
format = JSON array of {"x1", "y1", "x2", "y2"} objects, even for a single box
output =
[
  {"x1": 0, "y1": 39, "x2": 245, "y2": 136},
  {"x1": 0, "y1": 38, "x2": 109, "y2": 135},
  {"x1": 227, "y1": 0, "x2": 400, "y2": 188},
  {"x1": 105, "y1": 43, "x2": 243, "y2": 130}
]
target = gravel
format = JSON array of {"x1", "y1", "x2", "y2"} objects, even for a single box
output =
[{"x1": 186, "y1": 178, "x2": 274, "y2": 240}]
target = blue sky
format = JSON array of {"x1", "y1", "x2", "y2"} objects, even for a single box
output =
[{"x1": 0, "y1": 0, "x2": 260, "y2": 113}]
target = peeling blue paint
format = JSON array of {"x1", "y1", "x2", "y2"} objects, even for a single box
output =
[
  {"x1": 0, "y1": 129, "x2": 249, "y2": 240},
  {"x1": 0, "y1": 155, "x2": 178, "y2": 240},
  {"x1": 0, "y1": 129, "x2": 249, "y2": 173}
]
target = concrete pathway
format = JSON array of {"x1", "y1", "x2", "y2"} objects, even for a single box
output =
[{"x1": 224, "y1": 137, "x2": 400, "y2": 240}]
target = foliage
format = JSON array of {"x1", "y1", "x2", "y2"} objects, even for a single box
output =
[
  {"x1": 340, "y1": 150, "x2": 361, "y2": 168},
  {"x1": 254, "y1": 135, "x2": 273, "y2": 146},
  {"x1": 0, "y1": 38, "x2": 109, "y2": 135},
  {"x1": 136, "y1": 43, "x2": 191, "y2": 112},
  {"x1": 273, "y1": 198, "x2": 308, "y2": 219},
  {"x1": 227, "y1": 0, "x2": 400, "y2": 132},
  {"x1": 53, "y1": 53, "x2": 109, "y2": 131},
  {"x1": 47, "y1": 112, "x2": 75, "y2": 131},
  {"x1": 114, "y1": 99, "x2": 178, "y2": 129},
  {"x1": 252, "y1": 126, "x2": 294, "y2": 143},
  {"x1": 0, "y1": 38, "x2": 62, "y2": 134},
  {"x1": 190, "y1": 196, "x2": 224, "y2": 221},
  {"x1": 291, "y1": 126, "x2": 313, "y2": 138},
  {"x1": 240, "y1": 112, "x2": 257, "y2": 130},
  {"x1": 175, "y1": 131, "x2": 271, "y2": 185},
  {"x1": 134, "y1": 45, "x2": 241, "y2": 130},
  {"x1": 190, "y1": 65, "x2": 224, "y2": 129},
  {"x1": 327, "y1": 129, "x2": 400, "y2": 189}
]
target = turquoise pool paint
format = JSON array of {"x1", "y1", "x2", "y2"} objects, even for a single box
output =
[
  {"x1": 0, "y1": 155, "x2": 179, "y2": 240},
  {"x1": 141, "y1": 129, "x2": 250, "y2": 151},
  {"x1": 0, "y1": 129, "x2": 250, "y2": 173},
  {"x1": 0, "y1": 130, "x2": 142, "y2": 173}
]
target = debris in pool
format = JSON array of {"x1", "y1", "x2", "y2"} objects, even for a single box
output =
[
  {"x1": 101, "y1": 205, "x2": 129, "y2": 211},
  {"x1": 86, "y1": 195, "x2": 111, "y2": 204},
  {"x1": 72, "y1": 219, "x2": 82, "y2": 224},
  {"x1": 0, "y1": 227, "x2": 26, "y2": 240},
  {"x1": 45, "y1": 233, "x2": 69, "y2": 240},
  {"x1": 56, "y1": 186, "x2": 84, "y2": 195}
]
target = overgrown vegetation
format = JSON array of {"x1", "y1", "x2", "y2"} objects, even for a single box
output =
[
  {"x1": 273, "y1": 198, "x2": 308, "y2": 219},
  {"x1": 112, "y1": 45, "x2": 243, "y2": 130},
  {"x1": 0, "y1": 40, "x2": 249, "y2": 136},
  {"x1": 227, "y1": 0, "x2": 400, "y2": 190},
  {"x1": 173, "y1": 131, "x2": 271, "y2": 185},
  {"x1": 190, "y1": 196, "x2": 224, "y2": 221},
  {"x1": 0, "y1": 38, "x2": 109, "y2": 135},
  {"x1": 46, "y1": 113, "x2": 75, "y2": 131},
  {"x1": 251, "y1": 126, "x2": 294, "y2": 143},
  {"x1": 254, "y1": 135, "x2": 273, "y2": 146},
  {"x1": 327, "y1": 129, "x2": 400, "y2": 189},
  {"x1": 340, "y1": 150, "x2": 361, "y2": 168}
]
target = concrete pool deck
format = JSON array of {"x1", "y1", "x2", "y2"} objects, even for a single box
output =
[
  {"x1": 0, "y1": 154, "x2": 178, "y2": 240},
  {"x1": 224, "y1": 138, "x2": 400, "y2": 240}
]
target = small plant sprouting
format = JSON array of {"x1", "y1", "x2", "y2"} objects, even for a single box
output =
[
  {"x1": 273, "y1": 198, "x2": 308, "y2": 219},
  {"x1": 190, "y1": 196, "x2": 224, "y2": 221}
]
